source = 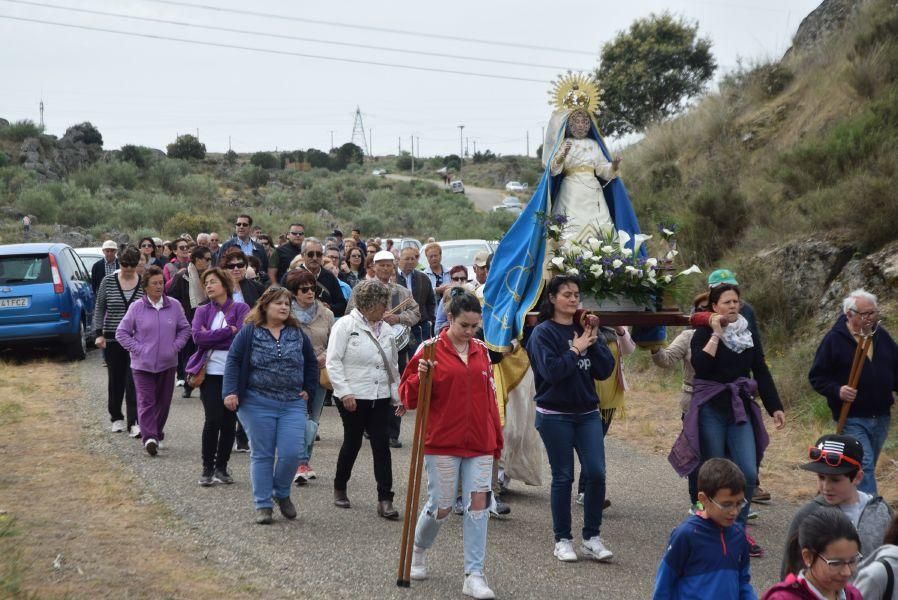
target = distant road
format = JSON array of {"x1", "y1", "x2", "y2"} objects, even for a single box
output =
[{"x1": 385, "y1": 174, "x2": 506, "y2": 212}]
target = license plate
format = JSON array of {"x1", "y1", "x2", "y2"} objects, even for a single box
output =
[{"x1": 0, "y1": 297, "x2": 29, "y2": 308}]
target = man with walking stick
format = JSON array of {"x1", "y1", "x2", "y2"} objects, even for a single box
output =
[{"x1": 809, "y1": 289, "x2": 898, "y2": 495}]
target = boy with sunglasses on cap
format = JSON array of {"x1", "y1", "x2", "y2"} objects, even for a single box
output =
[
  {"x1": 653, "y1": 458, "x2": 756, "y2": 599},
  {"x1": 780, "y1": 434, "x2": 893, "y2": 578}
]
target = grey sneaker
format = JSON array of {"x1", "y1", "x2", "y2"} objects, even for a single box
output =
[
  {"x1": 255, "y1": 508, "x2": 273, "y2": 524},
  {"x1": 212, "y1": 468, "x2": 234, "y2": 485},
  {"x1": 273, "y1": 496, "x2": 297, "y2": 520},
  {"x1": 198, "y1": 468, "x2": 214, "y2": 487}
]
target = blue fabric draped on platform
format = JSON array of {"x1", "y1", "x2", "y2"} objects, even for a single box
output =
[{"x1": 482, "y1": 115, "x2": 647, "y2": 352}]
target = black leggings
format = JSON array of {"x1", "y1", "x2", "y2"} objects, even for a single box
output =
[
  {"x1": 199, "y1": 375, "x2": 236, "y2": 470},
  {"x1": 334, "y1": 397, "x2": 394, "y2": 501},
  {"x1": 106, "y1": 340, "x2": 137, "y2": 428}
]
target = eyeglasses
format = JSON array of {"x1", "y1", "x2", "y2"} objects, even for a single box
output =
[
  {"x1": 808, "y1": 446, "x2": 862, "y2": 469},
  {"x1": 140, "y1": 243, "x2": 154, "y2": 249},
  {"x1": 235, "y1": 222, "x2": 250, "y2": 228},
  {"x1": 305, "y1": 251, "x2": 323, "y2": 258},
  {"x1": 120, "y1": 262, "x2": 138, "y2": 268},
  {"x1": 705, "y1": 496, "x2": 749, "y2": 513},
  {"x1": 227, "y1": 262, "x2": 246, "y2": 269},
  {"x1": 850, "y1": 309, "x2": 878, "y2": 318},
  {"x1": 297, "y1": 285, "x2": 316, "y2": 294},
  {"x1": 177, "y1": 246, "x2": 188, "y2": 251},
  {"x1": 816, "y1": 553, "x2": 863, "y2": 570},
  {"x1": 451, "y1": 276, "x2": 468, "y2": 282}
]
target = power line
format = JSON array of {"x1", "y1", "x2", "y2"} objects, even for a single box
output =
[
  {"x1": 134, "y1": 0, "x2": 596, "y2": 56},
  {"x1": 0, "y1": 15, "x2": 549, "y2": 83},
  {"x1": 0, "y1": 0, "x2": 579, "y2": 71}
]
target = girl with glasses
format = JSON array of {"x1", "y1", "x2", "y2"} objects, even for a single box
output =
[
  {"x1": 340, "y1": 249, "x2": 366, "y2": 289},
  {"x1": 219, "y1": 248, "x2": 263, "y2": 308},
  {"x1": 138, "y1": 237, "x2": 164, "y2": 269},
  {"x1": 763, "y1": 510, "x2": 862, "y2": 599},
  {"x1": 433, "y1": 265, "x2": 471, "y2": 333},
  {"x1": 163, "y1": 237, "x2": 191, "y2": 286}
]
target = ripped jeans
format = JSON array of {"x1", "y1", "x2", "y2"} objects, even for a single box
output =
[{"x1": 414, "y1": 454, "x2": 493, "y2": 575}]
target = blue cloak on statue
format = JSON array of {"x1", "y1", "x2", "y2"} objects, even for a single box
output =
[{"x1": 482, "y1": 115, "x2": 647, "y2": 352}]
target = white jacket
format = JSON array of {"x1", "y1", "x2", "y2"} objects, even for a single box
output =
[{"x1": 326, "y1": 309, "x2": 399, "y2": 402}]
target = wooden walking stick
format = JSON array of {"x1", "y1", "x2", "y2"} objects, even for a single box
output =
[
  {"x1": 836, "y1": 327, "x2": 876, "y2": 434},
  {"x1": 397, "y1": 341, "x2": 436, "y2": 588}
]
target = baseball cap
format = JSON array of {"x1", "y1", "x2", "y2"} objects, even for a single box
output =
[
  {"x1": 473, "y1": 250, "x2": 491, "y2": 267},
  {"x1": 707, "y1": 268, "x2": 739, "y2": 287},
  {"x1": 102, "y1": 240, "x2": 118, "y2": 250},
  {"x1": 799, "y1": 434, "x2": 864, "y2": 476},
  {"x1": 373, "y1": 250, "x2": 396, "y2": 263}
]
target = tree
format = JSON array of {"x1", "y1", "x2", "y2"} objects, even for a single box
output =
[
  {"x1": 224, "y1": 149, "x2": 238, "y2": 165},
  {"x1": 472, "y1": 149, "x2": 496, "y2": 164},
  {"x1": 334, "y1": 142, "x2": 364, "y2": 169},
  {"x1": 444, "y1": 154, "x2": 462, "y2": 171},
  {"x1": 595, "y1": 13, "x2": 716, "y2": 136},
  {"x1": 396, "y1": 151, "x2": 413, "y2": 171},
  {"x1": 120, "y1": 144, "x2": 154, "y2": 168},
  {"x1": 166, "y1": 134, "x2": 206, "y2": 160},
  {"x1": 305, "y1": 148, "x2": 330, "y2": 169},
  {"x1": 250, "y1": 151, "x2": 278, "y2": 169}
]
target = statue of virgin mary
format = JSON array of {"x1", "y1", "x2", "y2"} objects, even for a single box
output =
[{"x1": 482, "y1": 73, "x2": 645, "y2": 351}]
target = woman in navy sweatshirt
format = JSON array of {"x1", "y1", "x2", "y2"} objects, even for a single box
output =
[{"x1": 526, "y1": 275, "x2": 615, "y2": 564}]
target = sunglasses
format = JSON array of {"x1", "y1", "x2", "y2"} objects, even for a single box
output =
[
  {"x1": 235, "y1": 222, "x2": 250, "y2": 227},
  {"x1": 289, "y1": 231, "x2": 305, "y2": 236},
  {"x1": 297, "y1": 285, "x2": 316, "y2": 294},
  {"x1": 227, "y1": 262, "x2": 246, "y2": 269},
  {"x1": 808, "y1": 446, "x2": 862, "y2": 469},
  {"x1": 120, "y1": 262, "x2": 139, "y2": 268},
  {"x1": 140, "y1": 243, "x2": 154, "y2": 248},
  {"x1": 306, "y1": 251, "x2": 323, "y2": 258},
  {"x1": 451, "y1": 276, "x2": 468, "y2": 282}
]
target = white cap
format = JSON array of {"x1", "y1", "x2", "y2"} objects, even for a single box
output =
[
  {"x1": 102, "y1": 240, "x2": 118, "y2": 250},
  {"x1": 373, "y1": 250, "x2": 396, "y2": 263}
]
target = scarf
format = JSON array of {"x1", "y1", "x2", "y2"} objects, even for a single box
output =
[
  {"x1": 720, "y1": 314, "x2": 754, "y2": 353},
  {"x1": 294, "y1": 300, "x2": 317, "y2": 325},
  {"x1": 187, "y1": 263, "x2": 207, "y2": 309}
]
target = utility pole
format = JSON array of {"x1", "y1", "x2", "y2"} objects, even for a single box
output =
[
  {"x1": 526, "y1": 131, "x2": 530, "y2": 157},
  {"x1": 330, "y1": 130, "x2": 334, "y2": 150},
  {"x1": 398, "y1": 137, "x2": 401, "y2": 155},
  {"x1": 473, "y1": 140, "x2": 477, "y2": 155},
  {"x1": 39, "y1": 98, "x2": 44, "y2": 129},
  {"x1": 196, "y1": 128, "x2": 199, "y2": 139},
  {"x1": 228, "y1": 136, "x2": 232, "y2": 151},
  {"x1": 465, "y1": 137, "x2": 469, "y2": 157},
  {"x1": 369, "y1": 128, "x2": 373, "y2": 157},
  {"x1": 410, "y1": 135, "x2": 415, "y2": 173},
  {"x1": 457, "y1": 125, "x2": 464, "y2": 173},
  {"x1": 416, "y1": 136, "x2": 420, "y2": 160}
]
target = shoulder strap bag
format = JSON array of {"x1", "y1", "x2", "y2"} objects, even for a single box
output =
[{"x1": 362, "y1": 328, "x2": 400, "y2": 403}]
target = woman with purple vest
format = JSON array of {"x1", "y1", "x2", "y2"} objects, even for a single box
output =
[
  {"x1": 116, "y1": 265, "x2": 191, "y2": 457},
  {"x1": 186, "y1": 267, "x2": 251, "y2": 486}
]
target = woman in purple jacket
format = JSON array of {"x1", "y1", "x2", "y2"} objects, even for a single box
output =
[
  {"x1": 187, "y1": 267, "x2": 250, "y2": 486},
  {"x1": 116, "y1": 265, "x2": 191, "y2": 456}
]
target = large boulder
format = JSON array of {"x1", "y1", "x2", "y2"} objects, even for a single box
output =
[
  {"x1": 819, "y1": 240, "x2": 898, "y2": 321},
  {"x1": 785, "y1": 0, "x2": 864, "y2": 58}
]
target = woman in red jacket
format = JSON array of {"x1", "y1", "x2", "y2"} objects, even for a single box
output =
[{"x1": 400, "y1": 288, "x2": 503, "y2": 600}]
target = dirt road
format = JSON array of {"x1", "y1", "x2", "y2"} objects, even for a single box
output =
[{"x1": 386, "y1": 174, "x2": 508, "y2": 212}]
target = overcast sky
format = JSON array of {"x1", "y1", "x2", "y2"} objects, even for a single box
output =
[{"x1": 1, "y1": 0, "x2": 821, "y2": 156}]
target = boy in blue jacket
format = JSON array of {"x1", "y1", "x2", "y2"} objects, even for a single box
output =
[{"x1": 653, "y1": 458, "x2": 756, "y2": 599}]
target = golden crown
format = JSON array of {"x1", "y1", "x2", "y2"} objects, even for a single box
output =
[{"x1": 549, "y1": 72, "x2": 602, "y2": 115}]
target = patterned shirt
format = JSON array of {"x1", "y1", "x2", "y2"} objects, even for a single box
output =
[{"x1": 247, "y1": 326, "x2": 305, "y2": 402}]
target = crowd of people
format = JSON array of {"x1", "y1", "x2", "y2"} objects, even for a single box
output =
[{"x1": 89, "y1": 215, "x2": 897, "y2": 599}]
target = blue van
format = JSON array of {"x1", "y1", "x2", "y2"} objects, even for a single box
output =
[{"x1": 0, "y1": 243, "x2": 95, "y2": 360}]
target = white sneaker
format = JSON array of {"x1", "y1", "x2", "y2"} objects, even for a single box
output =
[
  {"x1": 175, "y1": 379, "x2": 185, "y2": 387},
  {"x1": 110, "y1": 419, "x2": 126, "y2": 433},
  {"x1": 575, "y1": 492, "x2": 584, "y2": 505},
  {"x1": 462, "y1": 573, "x2": 495, "y2": 599},
  {"x1": 157, "y1": 440, "x2": 165, "y2": 450},
  {"x1": 553, "y1": 539, "x2": 578, "y2": 562},
  {"x1": 581, "y1": 536, "x2": 613, "y2": 562},
  {"x1": 410, "y1": 545, "x2": 427, "y2": 580},
  {"x1": 129, "y1": 424, "x2": 141, "y2": 438}
]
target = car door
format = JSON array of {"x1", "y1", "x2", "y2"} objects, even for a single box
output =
[{"x1": 63, "y1": 248, "x2": 94, "y2": 323}]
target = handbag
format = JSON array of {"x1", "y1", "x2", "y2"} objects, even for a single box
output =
[
  {"x1": 319, "y1": 366, "x2": 333, "y2": 391},
  {"x1": 362, "y1": 329, "x2": 401, "y2": 403},
  {"x1": 186, "y1": 350, "x2": 211, "y2": 388}
]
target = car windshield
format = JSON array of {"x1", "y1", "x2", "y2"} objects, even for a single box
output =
[
  {"x1": 440, "y1": 244, "x2": 488, "y2": 269},
  {"x1": 0, "y1": 254, "x2": 51, "y2": 285}
]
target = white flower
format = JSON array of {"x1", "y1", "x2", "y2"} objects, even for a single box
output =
[
  {"x1": 549, "y1": 224, "x2": 560, "y2": 233},
  {"x1": 678, "y1": 264, "x2": 702, "y2": 277},
  {"x1": 567, "y1": 267, "x2": 579, "y2": 276},
  {"x1": 590, "y1": 264, "x2": 603, "y2": 275},
  {"x1": 581, "y1": 249, "x2": 594, "y2": 260},
  {"x1": 663, "y1": 275, "x2": 673, "y2": 283},
  {"x1": 662, "y1": 228, "x2": 675, "y2": 237},
  {"x1": 617, "y1": 230, "x2": 631, "y2": 249},
  {"x1": 601, "y1": 245, "x2": 614, "y2": 254},
  {"x1": 550, "y1": 256, "x2": 565, "y2": 269},
  {"x1": 612, "y1": 259, "x2": 623, "y2": 269},
  {"x1": 621, "y1": 248, "x2": 633, "y2": 257},
  {"x1": 646, "y1": 257, "x2": 658, "y2": 267},
  {"x1": 588, "y1": 237, "x2": 602, "y2": 251},
  {"x1": 633, "y1": 233, "x2": 652, "y2": 254},
  {"x1": 665, "y1": 249, "x2": 679, "y2": 260}
]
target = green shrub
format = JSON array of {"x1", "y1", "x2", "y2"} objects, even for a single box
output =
[
  {"x1": 16, "y1": 187, "x2": 59, "y2": 223},
  {"x1": 120, "y1": 144, "x2": 155, "y2": 168},
  {"x1": 60, "y1": 191, "x2": 105, "y2": 228},
  {"x1": 162, "y1": 211, "x2": 223, "y2": 239},
  {"x1": 0, "y1": 167, "x2": 36, "y2": 197},
  {"x1": 0, "y1": 152, "x2": 7, "y2": 168},
  {"x1": 0, "y1": 120, "x2": 44, "y2": 142},
  {"x1": 224, "y1": 149, "x2": 238, "y2": 165},
  {"x1": 250, "y1": 152, "x2": 278, "y2": 169},
  {"x1": 682, "y1": 180, "x2": 749, "y2": 264},
  {"x1": 149, "y1": 159, "x2": 188, "y2": 193},
  {"x1": 71, "y1": 165, "x2": 103, "y2": 193},
  {"x1": 238, "y1": 165, "x2": 268, "y2": 189},
  {"x1": 166, "y1": 134, "x2": 206, "y2": 160},
  {"x1": 127, "y1": 191, "x2": 182, "y2": 231},
  {"x1": 176, "y1": 174, "x2": 216, "y2": 202}
]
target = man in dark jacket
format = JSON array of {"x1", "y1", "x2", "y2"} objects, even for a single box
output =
[
  {"x1": 268, "y1": 223, "x2": 305, "y2": 283},
  {"x1": 809, "y1": 289, "x2": 898, "y2": 496},
  {"x1": 295, "y1": 237, "x2": 346, "y2": 317},
  {"x1": 217, "y1": 214, "x2": 268, "y2": 274},
  {"x1": 396, "y1": 246, "x2": 435, "y2": 345},
  {"x1": 92, "y1": 240, "x2": 120, "y2": 293}
]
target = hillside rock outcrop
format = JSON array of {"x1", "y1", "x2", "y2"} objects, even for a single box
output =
[
  {"x1": 19, "y1": 122, "x2": 104, "y2": 181},
  {"x1": 786, "y1": 0, "x2": 866, "y2": 58}
]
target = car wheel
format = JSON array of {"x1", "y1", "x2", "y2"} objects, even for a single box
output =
[{"x1": 66, "y1": 319, "x2": 87, "y2": 361}]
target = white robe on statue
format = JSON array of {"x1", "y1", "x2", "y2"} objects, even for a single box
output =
[{"x1": 550, "y1": 137, "x2": 617, "y2": 241}]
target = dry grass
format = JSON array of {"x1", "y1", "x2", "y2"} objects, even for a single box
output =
[
  {"x1": 610, "y1": 358, "x2": 898, "y2": 506},
  {"x1": 0, "y1": 360, "x2": 259, "y2": 599}
]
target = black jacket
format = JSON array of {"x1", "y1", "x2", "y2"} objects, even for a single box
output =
[
  {"x1": 809, "y1": 314, "x2": 898, "y2": 419},
  {"x1": 218, "y1": 237, "x2": 269, "y2": 273},
  {"x1": 396, "y1": 269, "x2": 436, "y2": 325},
  {"x1": 273, "y1": 243, "x2": 302, "y2": 283},
  {"x1": 238, "y1": 278, "x2": 264, "y2": 309},
  {"x1": 91, "y1": 258, "x2": 118, "y2": 293}
]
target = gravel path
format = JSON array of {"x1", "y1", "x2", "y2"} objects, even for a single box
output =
[{"x1": 76, "y1": 351, "x2": 797, "y2": 598}]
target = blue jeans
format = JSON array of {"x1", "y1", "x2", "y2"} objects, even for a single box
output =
[
  {"x1": 699, "y1": 404, "x2": 756, "y2": 524},
  {"x1": 415, "y1": 454, "x2": 493, "y2": 575},
  {"x1": 842, "y1": 415, "x2": 891, "y2": 495},
  {"x1": 300, "y1": 386, "x2": 328, "y2": 466},
  {"x1": 237, "y1": 393, "x2": 306, "y2": 509},
  {"x1": 535, "y1": 411, "x2": 606, "y2": 541}
]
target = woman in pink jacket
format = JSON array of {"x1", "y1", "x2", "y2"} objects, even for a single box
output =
[{"x1": 116, "y1": 266, "x2": 191, "y2": 456}]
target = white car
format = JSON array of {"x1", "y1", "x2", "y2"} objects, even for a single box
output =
[
  {"x1": 449, "y1": 180, "x2": 465, "y2": 194},
  {"x1": 371, "y1": 169, "x2": 386, "y2": 176},
  {"x1": 420, "y1": 239, "x2": 493, "y2": 281},
  {"x1": 505, "y1": 181, "x2": 528, "y2": 192},
  {"x1": 492, "y1": 197, "x2": 522, "y2": 214},
  {"x1": 74, "y1": 247, "x2": 105, "y2": 272}
]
